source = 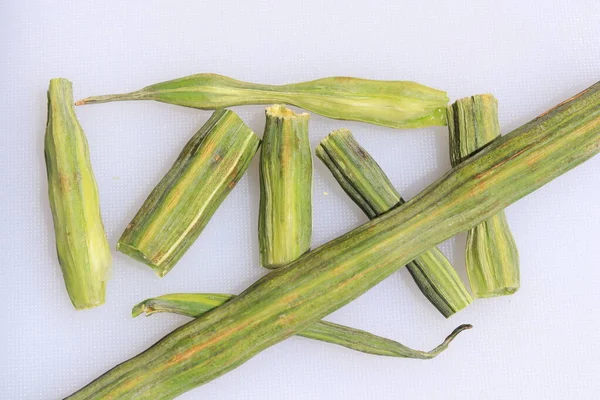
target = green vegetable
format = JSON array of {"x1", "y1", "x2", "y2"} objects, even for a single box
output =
[
  {"x1": 44, "y1": 78, "x2": 111, "y2": 310},
  {"x1": 117, "y1": 110, "x2": 260, "y2": 277},
  {"x1": 447, "y1": 95, "x2": 520, "y2": 297},
  {"x1": 133, "y1": 293, "x2": 471, "y2": 359},
  {"x1": 67, "y1": 83, "x2": 600, "y2": 399},
  {"x1": 316, "y1": 128, "x2": 472, "y2": 317},
  {"x1": 259, "y1": 105, "x2": 312, "y2": 268},
  {"x1": 75, "y1": 73, "x2": 449, "y2": 129}
]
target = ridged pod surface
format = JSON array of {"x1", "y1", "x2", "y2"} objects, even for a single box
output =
[
  {"x1": 316, "y1": 128, "x2": 472, "y2": 317},
  {"x1": 448, "y1": 95, "x2": 520, "y2": 297},
  {"x1": 259, "y1": 105, "x2": 312, "y2": 268},
  {"x1": 117, "y1": 110, "x2": 260, "y2": 277},
  {"x1": 44, "y1": 78, "x2": 111, "y2": 310}
]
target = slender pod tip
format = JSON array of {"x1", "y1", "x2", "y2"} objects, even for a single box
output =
[
  {"x1": 444, "y1": 324, "x2": 473, "y2": 345},
  {"x1": 450, "y1": 324, "x2": 473, "y2": 335},
  {"x1": 75, "y1": 91, "x2": 148, "y2": 106},
  {"x1": 422, "y1": 324, "x2": 473, "y2": 359},
  {"x1": 131, "y1": 302, "x2": 150, "y2": 318}
]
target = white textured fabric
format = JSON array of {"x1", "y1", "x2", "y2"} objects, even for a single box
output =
[{"x1": 2, "y1": 1, "x2": 599, "y2": 399}]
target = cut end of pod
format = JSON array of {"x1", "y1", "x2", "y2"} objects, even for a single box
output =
[
  {"x1": 69, "y1": 287, "x2": 107, "y2": 310},
  {"x1": 316, "y1": 128, "x2": 402, "y2": 218},
  {"x1": 406, "y1": 249, "x2": 473, "y2": 318},
  {"x1": 116, "y1": 241, "x2": 167, "y2": 277},
  {"x1": 265, "y1": 104, "x2": 310, "y2": 119},
  {"x1": 447, "y1": 94, "x2": 500, "y2": 166}
]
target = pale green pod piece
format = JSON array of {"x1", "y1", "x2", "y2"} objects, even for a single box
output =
[
  {"x1": 259, "y1": 105, "x2": 312, "y2": 268},
  {"x1": 44, "y1": 78, "x2": 112, "y2": 310},
  {"x1": 76, "y1": 73, "x2": 449, "y2": 129},
  {"x1": 117, "y1": 110, "x2": 261, "y2": 277},
  {"x1": 316, "y1": 129, "x2": 472, "y2": 317},
  {"x1": 133, "y1": 293, "x2": 472, "y2": 360},
  {"x1": 447, "y1": 95, "x2": 520, "y2": 298}
]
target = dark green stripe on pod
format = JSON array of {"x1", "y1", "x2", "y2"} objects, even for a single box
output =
[
  {"x1": 259, "y1": 105, "x2": 312, "y2": 268},
  {"x1": 117, "y1": 110, "x2": 261, "y2": 277},
  {"x1": 133, "y1": 293, "x2": 471, "y2": 360},
  {"x1": 316, "y1": 129, "x2": 472, "y2": 317},
  {"x1": 44, "y1": 78, "x2": 112, "y2": 310},
  {"x1": 76, "y1": 73, "x2": 449, "y2": 129},
  {"x1": 447, "y1": 95, "x2": 520, "y2": 298},
  {"x1": 67, "y1": 83, "x2": 600, "y2": 399}
]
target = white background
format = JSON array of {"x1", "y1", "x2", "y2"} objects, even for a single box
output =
[{"x1": 2, "y1": 1, "x2": 599, "y2": 399}]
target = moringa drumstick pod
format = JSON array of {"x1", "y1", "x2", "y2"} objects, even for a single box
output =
[
  {"x1": 117, "y1": 110, "x2": 260, "y2": 277},
  {"x1": 44, "y1": 78, "x2": 111, "y2": 310},
  {"x1": 67, "y1": 83, "x2": 600, "y2": 399},
  {"x1": 132, "y1": 293, "x2": 471, "y2": 359},
  {"x1": 259, "y1": 105, "x2": 312, "y2": 268},
  {"x1": 75, "y1": 73, "x2": 449, "y2": 129},
  {"x1": 447, "y1": 95, "x2": 520, "y2": 297},
  {"x1": 316, "y1": 129, "x2": 472, "y2": 317}
]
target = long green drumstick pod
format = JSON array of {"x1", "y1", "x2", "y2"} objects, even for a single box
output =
[
  {"x1": 75, "y1": 73, "x2": 449, "y2": 129},
  {"x1": 447, "y1": 95, "x2": 520, "y2": 298},
  {"x1": 133, "y1": 294, "x2": 471, "y2": 359},
  {"x1": 259, "y1": 105, "x2": 312, "y2": 268},
  {"x1": 67, "y1": 83, "x2": 600, "y2": 399},
  {"x1": 117, "y1": 110, "x2": 261, "y2": 277},
  {"x1": 44, "y1": 78, "x2": 111, "y2": 310},
  {"x1": 316, "y1": 129, "x2": 472, "y2": 317}
]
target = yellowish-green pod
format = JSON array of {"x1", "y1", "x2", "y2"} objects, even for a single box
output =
[
  {"x1": 117, "y1": 110, "x2": 261, "y2": 277},
  {"x1": 44, "y1": 78, "x2": 111, "y2": 310},
  {"x1": 316, "y1": 129, "x2": 472, "y2": 317},
  {"x1": 67, "y1": 83, "x2": 600, "y2": 399},
  {"x1": 75, "y1": 73, "x2": 449, "y2": 129},
  {"x1": 132, "y1": 293, "x2": 471, "y2": 359},
  {"x1": 447, "y1": 95, "x2": 520, "y2": 298},
  {"x1": 259, "y1": 105, "x2": 312, "y2": 268}
]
